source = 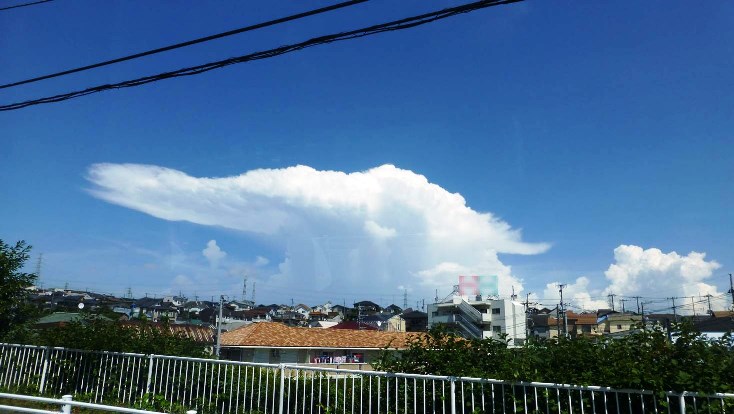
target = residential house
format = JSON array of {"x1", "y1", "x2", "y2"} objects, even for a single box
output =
[
  {"x1": 293, "y1": 304, "x2": 312, "y2": 318},
  {"x1": 598, "y1": 312, "x2": 643, "y2": 335},
  {"x1": 385, "y1": 304, "x2": 403, "y2": 315},
  {"x1": 353, "y1": 301, "x2": 381, "y2": 314},
  {"x1": 220, "y1": 322, "x2": 421, "y2": 367},
  {"x1": 362, "y1": 313, "x2": 405, "y2": 332},
  {"x1": 401, "y1": 309, "x2": 428, "y2": 332}
]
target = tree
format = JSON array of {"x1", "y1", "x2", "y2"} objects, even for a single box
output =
[{"x1": 0, "y1": 239, "x2": 38, "y2": 339}]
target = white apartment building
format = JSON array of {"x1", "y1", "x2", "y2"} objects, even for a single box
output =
[{"x1": 427, "y1": 296, "x2": 526, "y2": 345}]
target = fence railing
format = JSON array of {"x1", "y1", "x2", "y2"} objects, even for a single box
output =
[
  {"x1": 0, "y1": 391, "x2": 195, "y2": 414},
  {"x1": 1, "y1": 342, "x2": 733, "y2": 414}
]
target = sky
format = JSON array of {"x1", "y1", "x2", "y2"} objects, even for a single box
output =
[{"x1": 2, "y1": 0, "x2": 733, "y2": 314}]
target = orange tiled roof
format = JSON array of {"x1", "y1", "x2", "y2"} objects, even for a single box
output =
[{"x1": 221, "y1": 322, "x2": 421, "y2": 349}]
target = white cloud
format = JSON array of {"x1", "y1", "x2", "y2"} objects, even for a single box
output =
[
  {"x1": 254, "y1": 256, "x2": 270, "y2": 267},
  {"x1": 87, "y1": 163, "x2": 548, "y2": 300},
  {"x1": 537, "y1": 245, "x2": 726, "y2": 314},
  {"x1": 602, "y1": 245, "x2": 724, "y2": 314},
  {"x1": 540, "y1": 277, "x2": 608, "y2": 312},
  {"x1": 202, "y1": 240, "x2": 226, "y2": 268}
]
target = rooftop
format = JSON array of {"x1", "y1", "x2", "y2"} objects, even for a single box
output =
[{"x1": 221, "y1": 322, "x2": 421, "y2": 349}]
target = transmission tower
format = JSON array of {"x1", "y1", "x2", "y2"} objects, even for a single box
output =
[{"x1": 242, "y1": 275, "x2": 248, "y2": 301}]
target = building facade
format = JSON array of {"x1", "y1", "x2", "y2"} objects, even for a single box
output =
[{"x1": 427, "y1": 296, "x2": 526, "y2": 345}]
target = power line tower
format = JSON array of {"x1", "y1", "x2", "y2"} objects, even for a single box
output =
[
  {"x1": 35, "y1": 253, "x2": 43, "y2": 287},
  {"x1": 242, "y1": 275, "x2": 248, "y2": 302},
  {"x1": 403, "y1": 289, "x2": 408, "y2": 309},
  {"x1": 251, "y1": 281, "x2": 256, "y2": 304}
]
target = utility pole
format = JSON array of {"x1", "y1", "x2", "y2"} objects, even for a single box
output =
[
  {"x1": 434, "y1": 289, "x2": 438, "y2": 303},
  {"x1": 607, "y1": 293, "x2": 616, "y2": 311},
  {"x1": 357, "y1": 306, "x2": 363, "y2": 330},
  {"x1": 620, "y1": 298, "x2": 628, "y2": 313},
  {"x1": 728, "y1": 273, "x2": 734, "y2": 310},
  {"x1": 215, "y1": 295, "x2": 224, "y2": 358},
  {"x1": 691, "y1": 296, "x2": 696, "y2": 317},
  {"x1": 558, "y1": 284, "x2": 568, "y2": 338},
  {"x1": 524, "y1": 292, "x2": 531, "y2": 340},
  {"x1": 705, "y1": 294, "x2": 713, "y2": 315},
  {"x1": 634, "y1": 296, "x2": 641, "y2": 314},
  {"x1": 640, "y1": 302, "x2": 646, "y2": 331},
  {"x1": 670, "y1": 297, "x2": 677, "y2": 319}
]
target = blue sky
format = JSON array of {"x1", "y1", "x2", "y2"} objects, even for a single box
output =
[{"x1": 2, "y1": 1, "x2": 733, "y2": 312}]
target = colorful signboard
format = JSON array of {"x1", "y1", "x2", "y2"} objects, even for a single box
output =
[{"x1": 458, "y1": 275, "x2": 498, "y2": 297}]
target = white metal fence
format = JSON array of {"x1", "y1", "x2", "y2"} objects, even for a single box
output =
[
  {"x1": 1, "y1": 342, "x2": 732, "y2": 414},
  {"x1": 0, "y1": 392, "x2": 195, "y2": 414}
]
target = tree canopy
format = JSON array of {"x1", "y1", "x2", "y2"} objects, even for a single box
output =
[
  {"x1": 0, "y1": 239, "x2": 38, "y2": 339},
  {"x1": 374, "y1": 323, "x2": 734, "y2": 394}
]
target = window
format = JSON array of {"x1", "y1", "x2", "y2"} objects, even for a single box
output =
[
  {"x1": 492, "y1": 326, "x2": 501, "y2": 333},
  {"x1": 581, "y1": 325, "x2": 591, "y2": 333},
  {"x1": 269, "y1": 348, "x2": 281, "y2": 363},
  {"x1": 492, "y1": 308, "x2": 501, "y2": 315},
  {"x1": 616, "y1": 324, "x2": 622, "y2": 329}
]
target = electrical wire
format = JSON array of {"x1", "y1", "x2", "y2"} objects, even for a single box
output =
[
  {"x1": 0, "y1": 0, "x2": 368, "y2": 90},
  {"x1": 0, "y1": 0, "x2": 52, "y2": 12},
  {"x1": 0, "y1": 0, "x2": 522, "y2": 111}
]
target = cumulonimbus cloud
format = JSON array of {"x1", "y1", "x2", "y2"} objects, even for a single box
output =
[{"x1": 87, "y1": 163, "x2": 549, "y2": 299}]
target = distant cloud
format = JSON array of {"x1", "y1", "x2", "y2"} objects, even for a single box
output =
[
  {"x1": 540, "y1": 277, "x2": 608, "y2": 312},
  {"x1": 539, "y1": 245, "x2": 725, "y2": 314},
  {"x1": 202, "y1": 240, "x2": 226, "y2": 268},
  {"x1": 602, "y1": 245, "x2": 724, "y2": 313},
  {"x1": 87, "y1": 163, "x2": 548, "y2": 299},
  {"x1": 254, "y1": 256, "x2": 269, "y2": 267}
]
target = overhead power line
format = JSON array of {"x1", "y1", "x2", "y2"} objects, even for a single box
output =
[
  {"x1": 0, "y1": 0, "x2": 522, "y2": 111},
  {"x1": 0, "y1": 0, "x2": 52, "y2": 12},
  {"x1": 0, "y1": 0, "x2": 368, "y2": 90}
]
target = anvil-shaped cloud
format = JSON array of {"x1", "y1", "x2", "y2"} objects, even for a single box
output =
[{"x1": 87, "y1": 163, "x2": 549, "y2": 299}]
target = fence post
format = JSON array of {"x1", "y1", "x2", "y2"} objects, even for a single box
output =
[
  {"x1": 449, "y1": 377, "x2": 457, "y2": 414},
  {"x1": 145, "y1": 355, "x2": 154, "y2": 396},
  {"x1": 278, "y1": 363, "x2": 285, "y2": 414},
  {"x1": 679, "y1": 393, "x2": 686, "y2": 414},
  {"x1": 38, "y1": 347, "x2": 50, "y2": 394},
  {"x1": 61, "y1": 395, "x2": 72, "y2": 414}
]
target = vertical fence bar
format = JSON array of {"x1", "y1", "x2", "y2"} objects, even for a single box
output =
[
  {"x1": 278, "y1": 363, "x2": 285, "y2": 414},
  {"x1": 145, "y1": 355, "x2": 153, "y2": 394},
  {"x1": 38, "y1": 346, "x2": 50, "y2": 394},
  {"x1": 450, "y1": 377, "x2": 456, "y2": 414}
]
